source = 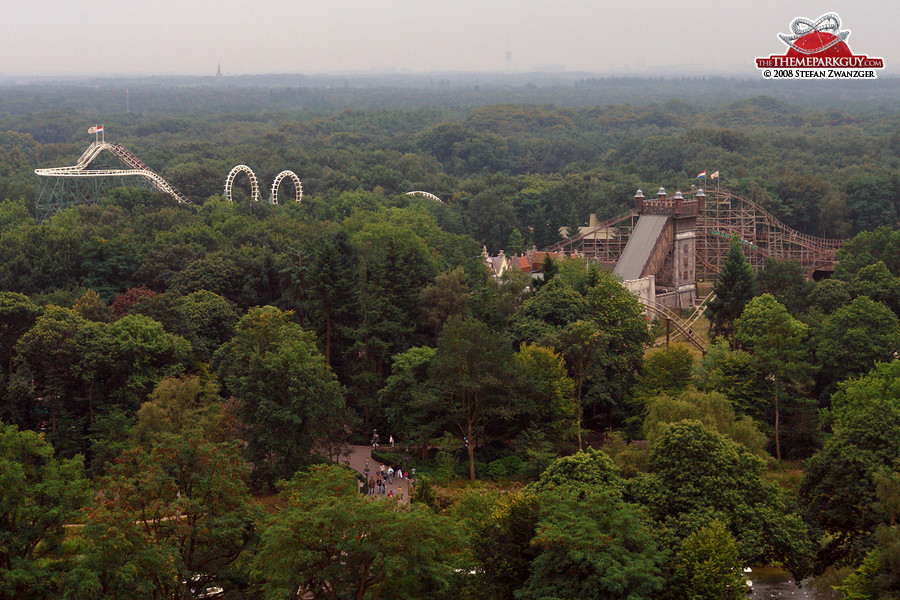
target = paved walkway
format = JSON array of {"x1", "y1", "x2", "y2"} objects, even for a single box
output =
[{"x1": 345, "y1": 444, "x2": 411, "y2": 504}]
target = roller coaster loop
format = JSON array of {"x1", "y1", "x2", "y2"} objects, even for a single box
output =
[{"x1": 224, "y1": 165, "x2": 302, "y2": 204}]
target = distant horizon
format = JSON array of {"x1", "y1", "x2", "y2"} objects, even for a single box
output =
[
  {"x1": 3, "y1": 1, "x2": 895, "y2": 78},
  {"x1": 5, "y1": 68, "x2": 900, "y2": 82}
]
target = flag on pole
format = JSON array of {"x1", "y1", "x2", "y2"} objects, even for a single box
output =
[
  {"x1": 697, "y1": 170, "x2": 707, "y2": 178},
  {"x1": 710, "y1": 171, "x2": 720, "y2": 179},
  {"x1": 88, "y1": 125, "x2": 103, "y2": 135}
]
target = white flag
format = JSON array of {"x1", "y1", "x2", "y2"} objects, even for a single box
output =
[{"x1": 710, "y1": 171, "x2": 720, "y2": 179}]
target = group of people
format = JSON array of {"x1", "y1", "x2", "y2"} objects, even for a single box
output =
[{"x1": 367, "y1": 463, "x2": 407, "y2": 500}]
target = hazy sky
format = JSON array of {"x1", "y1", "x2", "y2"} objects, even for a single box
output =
[{"x1": 3, "y1": 0, "x2": 897, "y2": 75}]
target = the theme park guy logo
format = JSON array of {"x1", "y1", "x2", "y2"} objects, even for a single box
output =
[{"x1": 756, "y1": 13, "x2": 884, "y2": 79}]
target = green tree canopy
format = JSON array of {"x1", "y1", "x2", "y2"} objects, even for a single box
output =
[
  {"x1": 735, "y1": 294, "x2": 815, "y2": 460},
  {"x1": 582, "y1": 270, "x2": 653, "y2": 431},
  {"x1": 816, "y1": 296, "x2": 900, "y2": 397},
  {"x1": 428, "y1": 315, "x2": 517, "y2": 480},
  {"x1": 213, "y1": 306, "x2": 346, "y2": 482},
  {"x1": 670, "y1": 520, "x2": 746, "y2": 600},
  {"x1": 528, "y1": 447, "x2": 625, "y2": 500},
  {"x1": 631, "y1": 421, "x2": 812, "y2": 574},
  {"x1": 378, "y1": 345, "x2": 442, "y2": 456},
  {"x1": 0, "y1": 422, "x2": 88, "y2": 600},
  {"x1": 834, "y1": 226, "x2": 900, "y2": 280},
  {"x1": 251, "y1": 464, "x2": 462, "y2": 600},
  {"x1": 513, "y1": 343, "x2": 576, "y2": 447},
  {"x1": 547, "y1": 319, "x2": 610, "y2": 449},
  {"x1": 0, "y1": 293, "x2": 40, "y2": 379},
  {"x1": 799, "y1": 359, "x2": 900, "y2": 572},
  {"x1": 757, "y1": 257, "x2": 813, "y2": 317},
  {"x1": 507, "y1": 277, "x2": 588, "y2": 346},
  {"x1": 131, "y1": 374, "x2": 223, "y2": 446},
  {"x1": 517, "y1": 489, "x2": 665, "y2": 600},
  {"x1": 66, "y1": 433, "x2": 257, "y2": 600},
  {"x1": 175, "y1": 290, "x2": 239, "y2": 363},
  {"x1": 642, "y1": 389, "x2": 767, "y2": 457},
  {"x1": 470, "y1": 491, "x2": 541, "y2": 600},
  {"x1": 632, "y1": 343, "x2": 694, "y2": 400}
]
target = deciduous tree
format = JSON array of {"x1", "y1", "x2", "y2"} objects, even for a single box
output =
[
  {"x1": 252, "y1": 464, "x2": 462, "y2": 600},
  {"x1": 213, "y1": 306, "x2": 345, "y2": 482},
  {"x1": 632, "y1": 421, "x2": 812, "y2": 574},
  {"x1": 518, "y1": 489, "x2": 665, "y2": 600},
  {"x1": 670, "y1": 520, "x2": 745, "y2": 600},
  {"x1": 799, "y1": 359, "x2": 900, "y2": 571},
  {"x1": 66, "y1": 434, "x2": 257, "y2": 600},
  {"x1": 816, "y1": 296, "x2": 900, "y2": 397},
  {"x1": 735, "y1": 294, "x2": 815, "y2": 461},
  {"x1": 428, "y1": 315, "x2": 516, "y2": 480},
  {"x1": 0, "y1": 422, "x2": 88, "y2": 600}
]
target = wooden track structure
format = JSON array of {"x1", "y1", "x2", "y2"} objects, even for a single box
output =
[{"x1": 549, "y1": 187, "x2": 845, "y2": 280}]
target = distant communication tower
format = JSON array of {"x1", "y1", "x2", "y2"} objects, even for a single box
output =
[{"x1": 506, "y1": 39, "x2": 512, "y2": 72}]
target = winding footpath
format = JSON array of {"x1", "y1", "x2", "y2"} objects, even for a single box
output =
[{"x1": 345, "y1": 444, "x2": 411, "y2": 505}]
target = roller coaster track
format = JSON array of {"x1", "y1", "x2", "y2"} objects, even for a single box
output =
[
  {"x1": 35, "y1": 141, "x2": 191, "y2": 205},
  {"x1": 549, "y1": 187, "x2": 845, "y2": 279},
  {"x1": 406, "y1": 191, "x2": 443, "y2": 203},
  {"x1": 645, "y1": 290, "x2": 715, "y2": 352},
  {"x1": 639, "y1": 295, "x2": 709, "y2": 353},
  {"x1": 224, "y1": 165, "x2": 303, "y2": 204}
]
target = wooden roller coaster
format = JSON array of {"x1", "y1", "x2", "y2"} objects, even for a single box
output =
[{"x1": 549, "y1": 187, "x2": 845, "y2": 281}]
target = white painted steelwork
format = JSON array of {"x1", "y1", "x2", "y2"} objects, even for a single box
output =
[
  {"x1": 405, "y1": 191, "x2": 443, "y2": 204},
  {"x1": 269, "y1": 170, "x2": 302, "y2": 204},
  {"x1": 224, "y1": 164, "x2": 260, "y2": 203},
  {"x1": 34, "y1": 141, "x2": 191, "y2": 204}
]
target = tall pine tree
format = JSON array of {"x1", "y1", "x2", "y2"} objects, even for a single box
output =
[
  {"x1": 300, "y1": 229, "x2": 359, "y2": 381},
  {"x1": 706, "y1": 236, "x2": 758, "y2": 346}
]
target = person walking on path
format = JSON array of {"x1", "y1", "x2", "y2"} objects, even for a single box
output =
[
  {"x1": 390, "y1": 435, "x2": 394, "y2": 447},
  {"x1": 345, "y1": 444, "x2": 411, "y2": 505},
  {"x1": 387, "y1": 466, "x2": 394, "y2": 484}
]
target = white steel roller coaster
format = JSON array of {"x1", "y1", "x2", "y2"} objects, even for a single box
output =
[
  {"x1": 405, "y1": 190, "x2": 443, "y2": 203},
  {"x1": 269, "y1": 170, "x2": 302, "y2": 204},
  {"x1": 34, "y1": 140, "x2": 192, "y2": 214},
  {"x1": 224, "y1": 165, "x2": 302, "y2": 204},
  {"x1": 224, "y1": 165, "x2": 261, "y2": 203}
]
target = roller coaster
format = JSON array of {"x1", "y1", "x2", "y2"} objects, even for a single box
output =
[
  {"x1": 405, "y1": 191, "x2": 443, "y2": 203},
  {"x1": 550, "y1": 187, "x2": 845, "y2": 280},
  {"x1": 224, "y1": 165, "x2": 303, "y2": 204},
  {"x1": 34, "y1": 140, "x2": 192, "y2": 221},
  {"x1": 33, "y1": 137, "x2": 310, "y2": 220}
]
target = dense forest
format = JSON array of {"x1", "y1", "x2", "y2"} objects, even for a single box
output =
[{"x1": 1, "y1": 78, "x2": 899, "y2": 600}]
